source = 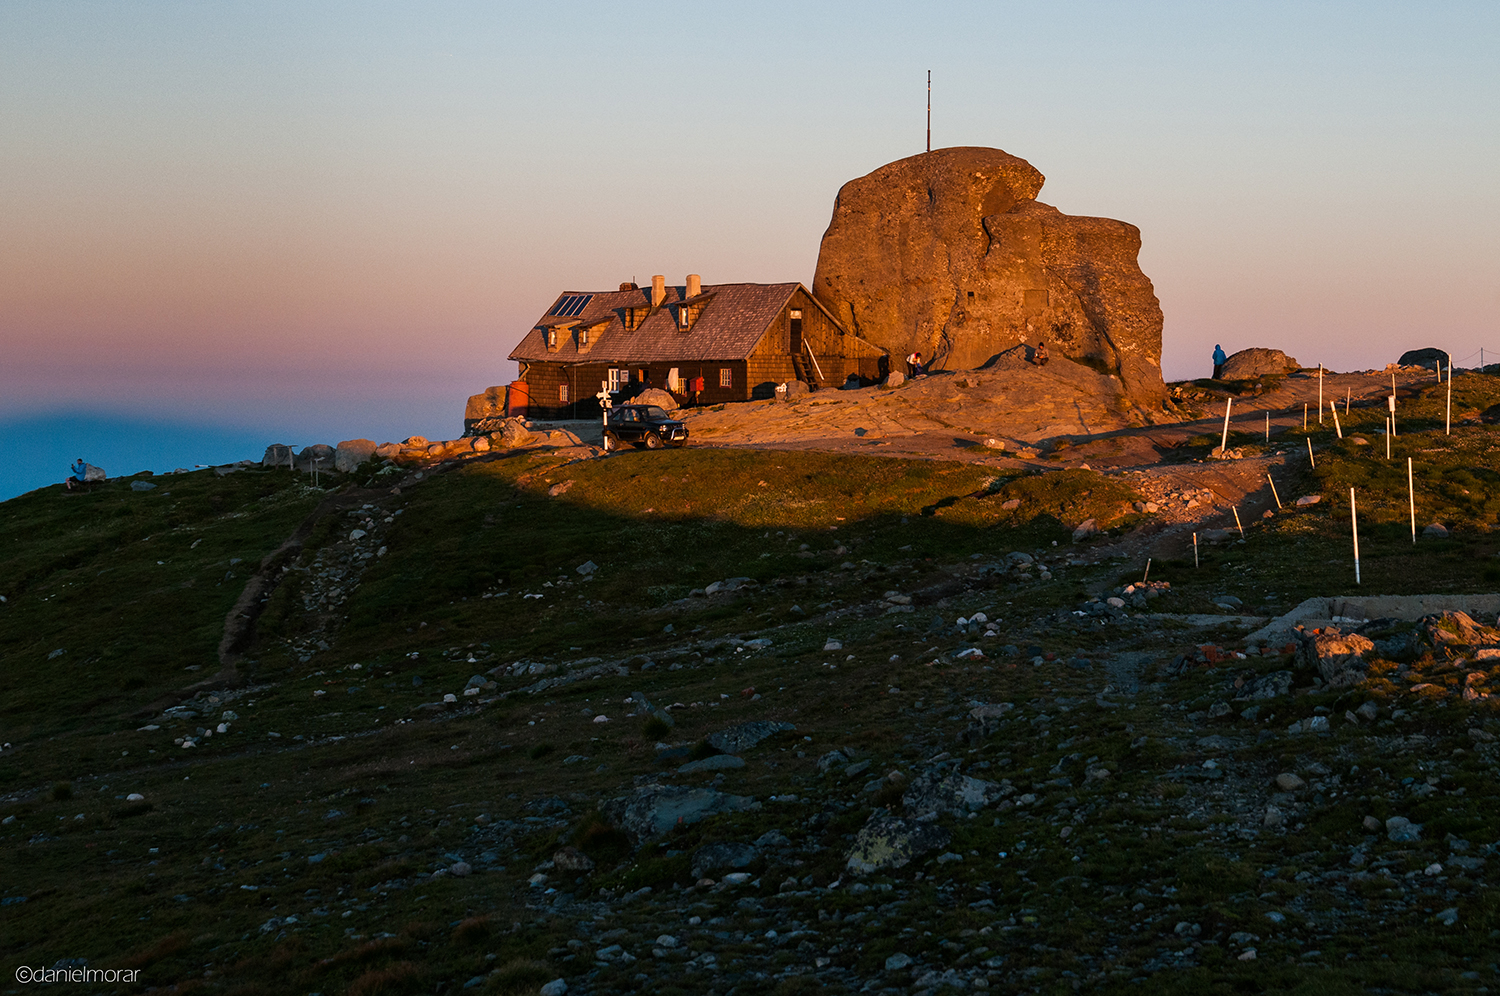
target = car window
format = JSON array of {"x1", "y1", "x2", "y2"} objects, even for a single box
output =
[{"x1": 642, "y1": 406, "x2": 670, "y2": 420}]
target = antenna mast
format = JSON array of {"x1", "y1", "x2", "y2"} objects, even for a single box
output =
[{"x1": 926, "y1": 70, "x2": 931, "y2": 152}]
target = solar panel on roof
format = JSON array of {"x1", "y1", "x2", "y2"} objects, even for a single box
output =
[{"x1": 551, "y1": 294, "x2": 592, "y2": 317}]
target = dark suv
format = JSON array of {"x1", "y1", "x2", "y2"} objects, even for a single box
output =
[{"x1": 603, "y1": 405, "x2": 689, "y2": 450}]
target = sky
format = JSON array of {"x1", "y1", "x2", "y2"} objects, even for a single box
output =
[{"x1": 2, "y1": 1, "x2": 1498, "y2": 499}]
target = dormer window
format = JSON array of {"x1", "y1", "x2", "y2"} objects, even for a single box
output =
[
  {"x1": 578, "y1": 328, "x2": 589, "y2": 348},
  {"x1": 678, "y1": 306, "x2": 691, "y2": 330},
  {"x1": 624, "y1": 307, "x2": 646, "y2": 331},
  {"x1": 544, "y1": 327, "x2": 559, "y2": 352}
]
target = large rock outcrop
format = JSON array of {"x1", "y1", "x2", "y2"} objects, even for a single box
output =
[
  {"x1": 1221, "y1": 348, "x2": 1300, "y2": 380},
  {"x1": 813, "y1": 147, "x2": 1166, "y2": 406}
]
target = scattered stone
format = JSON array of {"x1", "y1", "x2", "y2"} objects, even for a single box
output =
[
  {"x1": 1237, "y1": 671, "x2": 1293, "y2": 700},
  {"x1": 1274, "y1": 772, "x2": 1306, "y2": 792},
  {"x1": 884, "y1": 952, "x2": 914, "y2": 971},
  {"x1": 902, "y1": 769, "x2": 1009, "y2": 817},
  {"x1": 1295, "y1": 495, "x2": 1322, "y2": 506},
  {"x1": 552, "y1": 847, "x2": 595, "y2": 872},
  {"x1": 576, "y1": 561, "x2": 597, "y2": 576},
  {"x1": 540, "y1": 979, "x2": 568, "y2": 996},
  {"x1": 678, "y1": 754, "x2": 746, "y2": 774},
  {"x1": 1423, "y1": 522, "x2": 1450, "y2": 539},
  {"x1": 1296, "y1": 631, "x2": 1375, "y2": 688}
]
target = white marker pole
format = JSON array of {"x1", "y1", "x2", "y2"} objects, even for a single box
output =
[
  {"x1": 1318, "y1": 364, "x2": 1324, "y2": 424},
  {"x1": 1345, "y1": 387, "x2": 1351, "y2": 415},
  {"x1": 1265, "y1": 411, "x2": 1270, "y2": 441},
  {"x1": 1350, "y1": 487, "x2": 1361, "y2": 585},
  {"x1": 1446, "y1": 359, "x2": 1452, "y2": 435},
  {"x1": 1408, "y1": 457, "x2": 1416, "y2": 545},
  {"x1": 1307, "y1": 437, "x2": 1316, "y2": 468},
  {"x1": 1329, "y1": 400, "x2": 1343, "y2": 439},
  {"x1": 1267, "y1": 473, "x2": 1282, "y2": 509},
  {"x1": 1193, "y1": 532, "x2": 1199, "y2": 568},
  {"x1": 1233, "y1": 507, "x2": 1244, "y2": 538},
  {"x1": 1385, "y1": 418, "x2": 1391, "y2": 460},
  {"x1": 1220, "y1": 397, "x2": 1233, "y2": 454},
  {"x1": 1303, "y1": 403, "x2": 1308, "y2": 431},
  {"x1": 1143, "y1": 558, "x2": 1152, "y2": 584},
  {"x1": 1388, "y1": 394, "x2": 1397, "y2": 438}
]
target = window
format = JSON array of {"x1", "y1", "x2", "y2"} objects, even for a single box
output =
[
  {"x1": 546, "y1": 329, "x2": 557, "y2": 348},
  {"x1": 719, "y1": 368, "x2": 733, "y2": 389},
  {"x1": 607, "y1": 368, "x2": 625, "y2": 392},
  {"x1": 578, "y1": 328, "x2": 589, "y2": 347},
  {"x1": 558, "y1": 383, "x2": 569, "y2": 403},
  {"x1": 678, "y1": 307, "x2": 690, "y2": 329}
]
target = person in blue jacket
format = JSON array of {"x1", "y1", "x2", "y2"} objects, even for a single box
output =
[
  {"x1": 1212, "y1": 344, "x2": 1227, "y2": 379},
  {"x1": 66, "y1": 458, "x2": 87, "y2": 491}
]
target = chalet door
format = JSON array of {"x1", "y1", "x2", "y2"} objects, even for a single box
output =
[{"x1": 789, "y1": 310, "x2": 803, "y2": 355}]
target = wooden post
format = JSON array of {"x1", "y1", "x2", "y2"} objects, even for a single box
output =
[
  {"x1": 1303, "y1": 403, "x2": 1308, "y2": 431},
  {"x1": 1232, "y1": 507, "x2": 1244, "y2": 538},
  {"x1": 1267, "y1": 473, "x2": 1282, "y2": 509},
  {"x1": 1350, "y1": 487, "x2": 1361, "y2": 585},
  {"x1": 1265, "y1": 411, "x2": 1269, "y2": 441},
  {"x1": 1318, "y1": 364, "x2": 1324, "y2": 424},
  {"x1": 1408, "y1": 457, "x2": 1416, "y2": 545},
  {"x1": 1329, "y1": 400, "x2": 1343, "y2": 439},
  {"x1": 1446, "y1": 358, "x2": 1452, "y2": 435},
  {"x1": 1345, "y1": 387, "x2": 1350, "y2": 415},
  {"x1": 1142, "y1": 558, "x2": 1151, "y2": 584},
  {"x1": 1193, "y1": 532, "x2": 1199, "y2": 568},
  {"x1": 1307, "y1": 437, "x2": 1315, "y2": 468},
  {"x1": 1220, "y1": 397, "x2": 1233, "y2": 454}
]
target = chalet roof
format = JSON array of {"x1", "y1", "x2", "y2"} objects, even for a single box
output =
[{"x1": 509, "y1": 282, "x2": 806, "y2": 364}]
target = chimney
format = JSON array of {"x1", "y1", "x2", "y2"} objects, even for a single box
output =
[
  {"x1": 686, "y1": 273, "x2": 701, "y2": 298},
  {"x1": 651, "y1": 274, "x2": 666, "y2": 307}
]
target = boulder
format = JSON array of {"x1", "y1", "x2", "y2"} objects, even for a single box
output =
[
  {"x1": 845, "y1": 816, "x2": 951, "y2": 875},
  {"x1": 1236, "y1": 670, "x2": 1293, "y2": 700},
  {"x1": 294, "y1": 444, "x2": 336, "y2": 473},
  {"x1": 901, "y1": 770, "x2": 1010, "y2": 818},
  {"x1": 780, "y1": 380, "x2": 811, "y2": 399},
  {"x1": 1220, "y1": 348, "x2": 1300, "y2": 380},
  {"x1": 599, "y1": 785, "x2": 759, "y2": 843},
  {"x1": 706, "y1": 721, "x2": 795, "y2": 754},
  {"x1": 882, "y1": 369, "x2": 906, "y2": 388},
  {"x1": 552, "y1": 846, "x2": 595, "y2": 872},
  {"x1": 813, "y1": 147, "x2": 1166, "y2": 407},
  {"x1": 631, "y1": 388, "x2": 678, "y2": 410},
  {"x1": 1397, "y1": 348, "x2": 1450, "y2": 373},
  {"x1": 464, "y1": 385, "x2": 508, "y2": 432},
  {"x1": 1296, "y1": 631, "x2": 1375, "y2": 688},
  {"x1": 691, "y1": 842, "x2": 759, "y2": 879},
  {"x1": 1416, "y1": 610, "x2": 1499, "y2": 649},
  {"x1": 261, "y1": 444, "x2": 293, "y2": 469},
  {"x1": 334, "y1": 439, "x2": 377, "y2": 473}
]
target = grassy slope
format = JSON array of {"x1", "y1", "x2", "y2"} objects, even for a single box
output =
[{"x1": 1, "y1": 416, "x2": 1498, "y2": 994}]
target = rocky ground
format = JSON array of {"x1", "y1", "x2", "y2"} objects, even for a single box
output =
[{"x1": 2, "y1": 372, "x2": 1499, "y2": 995}]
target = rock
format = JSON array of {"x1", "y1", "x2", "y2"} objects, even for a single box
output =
[
  {"x1": 130, "y1": 480, "x2": 157, "y2": 492},
  {"x1": 845, "y1": 815, "x2": 952, "y2": 874},
  {"x1": 334, "y1": 439, "x2": 377, "y2": 473},
  {"x1": 882, "y1": 370, "x2": 906, "y2": 388},
  {"x1": 691, "y1": 842, "x2": 759, "y2": 879},
  {"x1": 548, "y1": 480, "x2": 575, "y2": 497},
  {"x1": 633, "y1": 387, "x2": 678, "y2": 410},
  {"x1": 1296, "y1": 631, "x2": 1375, "y2": 688},
  {"x1": 1385, "y1": 816, "x2": 1422, "y2": 843},
  {"x1": 450, "y1": 861, "x2": 472, "y2": 877},
  {"x1": 1238, "y1": 671, "x2": 1290, "y2": 704},
  {"x1": 261, "y1": 443, "x2": 294, "y2": 468},
  {"x1": 576, "y1": 561, "x2": 597, "y2": 575},
  {"x1": 1220, "y1": 348, "x2": 1300, "y2": 380},
  {"x1": 706, "y1": 721, "x2": 795, "y2": 754},
  {"x1": 539, "y1": 979, "x2": 568, "y2": 996},
  {"x1": 885, "y1": 952, "x2": 914, "y2": 972},
  {"x1": 1199, "y1": 528, "x2": 1233, "y2": 544},
  {"x1": 600, "y1": 785, "x2": 759, "y2": 843},
  {"x1": 1423, "y1": 522, "x2": 1450, "y2": 538},
  {"x1": 812, "y1": 147, "x2": 1166, "y2": 406},
  {"x1": 902, "y1": 770, "x2": 1008, "y2": 817},
  {"x1": 1275, "y1": 772, "x2": 1306, "y2": 792},
  {"x1": 678, "y1": 754, "x2": 746, "y2": 774},
  {"x1": 1215, "y1": 594, "x2": 1243, "y2": 608},
  {"x1": 1295, "y1": 495, "x2": 1322, "y2": 506},
  {"x1": 1416, "y1": 610, "x2": 1498, "y2": 648},
  {"x1": 816, "y1": 750, "x2": 849, "y2": 773},
  {"x1": 1397, "y1": 348, "x2": 1449, "y2": 373},
  {"x1": 781, "y1": 379, "x2": 811, "y2": 399},
  {"x1": 1357, "y1": 701, "x2": 1378, "y2": 721},
  {"x1": 1072, "y1": 519, "x2": 1100, "y2": 543},
  {"x1": 823, "y1": 638, "x2": 843, "y2": 652},
  {"x1": 1263, "y1": 806, "x2": 1284, "y2": 828},
  {"x1": 293, "y1": 444, "x2": 336, "y2": 473},
  {"x1": 464, "y1": 385, "x2": 509, "y2": 427},
  {"x1": 552, "y1": 846, "x2": 595, "y2": 872},
  {"x1": 754, "y1": 829, "x2": 791, "y2": 848}
]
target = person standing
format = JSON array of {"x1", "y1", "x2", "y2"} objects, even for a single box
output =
[
  {"x1": 906, "y1": 351, "x2": 923, "y2": 377},
  {"x1": 1212, "y1": 344, "x2": 1227, "y2": 379}
]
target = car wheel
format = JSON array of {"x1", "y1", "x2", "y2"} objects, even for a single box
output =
[
  {"x1": 644, "y1": 431, "x2": 665, "y2": 449},
  {"x1": 602, "y1": 431, "x2": 620, "y2": 452}
]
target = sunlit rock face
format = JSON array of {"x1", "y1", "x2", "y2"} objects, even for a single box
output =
[{"x1": 813, "y1": 147, "x2": 1166, "y2": 406}]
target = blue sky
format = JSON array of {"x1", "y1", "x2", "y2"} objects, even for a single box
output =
[{"x1": 2, "y1": 1, "x2": 1497, "y2": 498}]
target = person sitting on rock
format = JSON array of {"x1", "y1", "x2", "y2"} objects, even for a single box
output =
[
  {"x1": 65, "y1": 457, "x2": 87, "y2": 491},
  {"x1": 1212, "y1": 343, "x2": 1227, "y2": 379},
  {"x1": 1032, "y1": 341, "x2": 1049, "y2": 366}
]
